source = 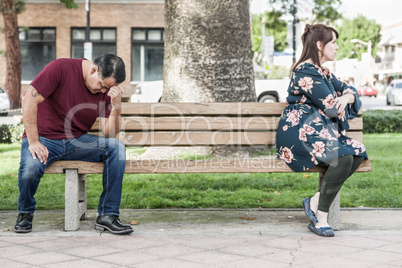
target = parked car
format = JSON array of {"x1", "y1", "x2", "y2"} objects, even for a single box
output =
[
  {"x1": 358, "y1": 86, "x2": 377, "y2": 97},
  {"x1": 0, "y1": 85, "x2": 11, "y2": 111},
  {"x1": 386, "y1": 79, "x2": 402, "y2": 105},
  {"x1": 130, "y1": 79, "x2": 290, "y2": 103}
]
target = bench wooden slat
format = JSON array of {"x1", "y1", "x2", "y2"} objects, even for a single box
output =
[
  {"x1": 91, "y1": 117, "x2": 363, "y2": 131},
  {"x1": 120, "y1": 102, "x2": 363, "y2": 116},
  {"x1": 116, "y1": 131, "x2": 363, "y2": 146},
  {"x1": 121, "y1": 102, "x2": 287, "y2": 116},
  {"x1": 46, "y1": 159, "x2": 371, "y2": 174}
]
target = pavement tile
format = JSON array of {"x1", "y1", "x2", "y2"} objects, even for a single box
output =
[
  {"x1": 0, "y1": 244, "x2": 41, "y2": 258},
  {"x1": 0, "y1": 236, "x2": 58, "y2": 245},
  {"x1": 165, "y1": 235, "x2": 247, "y2": 250},
  {"x1": 376, "y1": 243, "x2": 402, "y2": 254},
  {"x1": 138, "y1": 244, "x2": 205, "y2": 257},
  {"x1": 8, "y1": 252, "x2": 79, "y2": 266},
  {"x1": 260, "y1": 236, "x2": 306, "y2": 250},
  {"x1": 368, "y1": 264, "x2": 402, "y2": 268},
  {"x1": 62, "y1": 244, "x2": 125, "y2": 258},
  {"x1": 301, "y1": 255, "x2": 378, "y2": 268},
  {"x1": 41, "y1": 259, "x2": 122, "y2": 268},
  {"x1": 217, "y1": 244, "x2": 284, "y2": 257},
  {"x1": 299, "y1": 241, "x2": 362, "y2": 256},
  {"x1": 176, "y1": 250, "x2": 247, "y2": 266},
  {"x1": 27, "y1": 237, "x2": 91, "y2": 251},
  {"x1": 108, "y1": 235, "x2": 176, "y2": 251},
  {"x1": 346, "y1": 249, "x2": 402, "y2": 264},
  {"x1": 92, "y1": 250, "x2": 162, "y2": 266},
  {"x1": 223, "y1": 257, "x2": 290, "y2": 268},
  {"x1": 0, "y1": 258, "x2": 32, "y2": 268},
  {"x1": 330, "y1": 235, "x2": 396, "y2": 249},
  {"x1": 389, "y1": 259, "x2": 402, "y2": 267},
  {"x1": 0, "y1": 239, "x2": 14, "y2": 248},
  {"x1": 134, "y1": 258, "x2": 210, "y2": 268},
  {"x1": 373, "y1": 234, "x2": 402, "y2": 243},
  {"x1": 259, "y1": 250, "x2": 324, "y2": 266}
]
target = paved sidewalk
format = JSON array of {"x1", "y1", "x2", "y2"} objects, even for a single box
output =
[{"x1": 1, "y1": 209, "x2": 402, "y2": 267}]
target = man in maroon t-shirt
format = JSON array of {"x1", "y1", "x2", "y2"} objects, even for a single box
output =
[{"x1": 15, "y1": 54, "x2": 133, "y2": 235}]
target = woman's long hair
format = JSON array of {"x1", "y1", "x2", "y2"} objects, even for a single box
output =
[{"x1": 292, "y1": 24, "x2": 339, "y2": 72}]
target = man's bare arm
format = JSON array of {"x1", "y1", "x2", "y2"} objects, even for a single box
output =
[
  {"x1": 100, "y1": 86, "x2": 122, "y2": 138},
  {"x1": 22, "y1": 86, "x2": 49, "y2": 164}
]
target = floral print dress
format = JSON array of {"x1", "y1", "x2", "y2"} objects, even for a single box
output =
[{"x1": 276, "y1": 63, "x2": 368, "y2": 172}]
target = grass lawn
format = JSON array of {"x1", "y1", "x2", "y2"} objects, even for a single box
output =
[{"x1": 1, "y1": 133, "x2": 401, "y2": 210}]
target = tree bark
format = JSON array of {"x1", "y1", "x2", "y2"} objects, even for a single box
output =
[
  {"x1": 1, "y1": 0, "x2": 21, "y2": 109},
  {"x1": 162, "y1": 0, "x2": 256, "y2": 102}
]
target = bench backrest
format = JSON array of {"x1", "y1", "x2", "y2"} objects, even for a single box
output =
[{"x1": 91, "y1": 102, "x2": 364, "y2": 147}]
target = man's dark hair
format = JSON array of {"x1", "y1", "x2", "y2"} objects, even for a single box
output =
[{"x1": 93, "y1": 54, "x2": 126, "y2": 84}]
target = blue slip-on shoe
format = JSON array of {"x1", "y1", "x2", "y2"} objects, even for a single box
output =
[
  {"x1": 302, "y1": 197, "x2": 318, "y2": 225},
  {"x1": 307, "y1": 223, "x2": 335, "y2": 237}
]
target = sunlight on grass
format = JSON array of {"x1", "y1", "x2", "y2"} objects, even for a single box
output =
[{"x1": 1, "y1": 133, "x2": 401, "y2": 210}]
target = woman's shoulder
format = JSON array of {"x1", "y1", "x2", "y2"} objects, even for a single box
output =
[{"x1": 294, "y1": 63, "x2": 326, "y2": 79}]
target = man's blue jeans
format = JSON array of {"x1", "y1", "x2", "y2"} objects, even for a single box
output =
[{"x1": 18, "y1": 134, "x2": 126, "y2": 216}]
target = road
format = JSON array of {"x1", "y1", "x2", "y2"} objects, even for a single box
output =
[{"x1": 360, "y1": 94, "x2": 402, "y2": 111}]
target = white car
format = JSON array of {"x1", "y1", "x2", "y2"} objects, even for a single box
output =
[
  {"x1": 130, "y1": 79, "x2": 290, "y2": 103},
  {"x1": 386, "y1": 79, "x2": 402, "y2": 105},
  {"x1": 0, "y1": 85, "x2": 11, "y2": 111}
]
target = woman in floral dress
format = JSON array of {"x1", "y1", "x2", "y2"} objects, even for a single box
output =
[{"x1": 276, "y1": 24, "x2": 368, "y2": 237}]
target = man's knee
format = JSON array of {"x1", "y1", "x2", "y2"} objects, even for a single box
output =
[
  {"x1": 19, "y1": 158, "x2": 45, "y2": 182},
  {"x1": 107, "y1": 138, "x2": 126, "y2": 160}
]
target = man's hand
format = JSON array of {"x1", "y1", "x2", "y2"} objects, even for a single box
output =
[
  {"x1": 107, "y1": 85, "x2": 122, "y2": 110},
  {"x1": 28, "y1": 141, "x2": 49, "y2": 164}
]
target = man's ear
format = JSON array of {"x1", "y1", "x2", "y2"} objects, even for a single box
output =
[
  {"x1": 316, "y1": 41, "x2": 323, "y2": 51},
  {"x1": 90, "y1": 66, "x2": 98, "y2": 75}
]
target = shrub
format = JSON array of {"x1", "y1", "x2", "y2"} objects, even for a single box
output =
[
  {"x1": 10, "y1": 123, "x2": 25, "y2": 143},
  {"x1": 0, "y1": 124, "x2": 12, "y2": 143},
  {"x1": 362, "y1": 110, "x2": 402, "y2": 133},
  {"x1": 0, "y1": 123, "x2": 24, "y2": 144}
]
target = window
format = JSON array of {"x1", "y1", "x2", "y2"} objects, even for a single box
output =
[
  {"x1": 132, "y1": 28, "x2": 164, "y2": 82},
  {"x1": 71, "y1": 28, "x2": 116, "y2": 59},
  {"x1": 19, "y1": 27, "x2": 56, "y2": 81}
]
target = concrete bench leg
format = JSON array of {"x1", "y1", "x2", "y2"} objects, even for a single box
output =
[
  {"x1": 65, "y1": 169, "x2": 87, "y2": 231},
  {"x1": 319, "y1": 172, "x2": 340, "y2": 231}
]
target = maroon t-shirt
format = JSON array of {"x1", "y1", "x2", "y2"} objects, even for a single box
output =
[{"x1": 23, "y1": 58, "x2": 111, "y2": 140}]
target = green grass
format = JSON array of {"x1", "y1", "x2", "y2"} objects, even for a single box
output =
[{"x1": 1, "y1": 133, "x2": 401, "y2": 210}]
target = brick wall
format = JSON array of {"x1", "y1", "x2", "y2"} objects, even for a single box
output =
[{"x1": 0, "y1": 2, "x2": 164, "y2": 97}]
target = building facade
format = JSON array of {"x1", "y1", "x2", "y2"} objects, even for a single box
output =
[
  {"x1": 0, "y1": 0, "x2": 164, "y2": 96},
  {"x1": 376, "y1": 22, "x2": 402, "y2": 85}
]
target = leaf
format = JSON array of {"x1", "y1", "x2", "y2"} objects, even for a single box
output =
[
  {"x1": 264, "y1": 199, "x2": 271, "y2": 202},
  {"x1": 241, "y1": 215, "x2": 256, "y2": 220},
  {"x1": 274, "y1": 191, "x2": 281, "y2": 195}
]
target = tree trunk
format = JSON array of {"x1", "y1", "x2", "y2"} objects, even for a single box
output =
[
  {"x1": 1, "y1": 0, "x2": 21, "y2": 109},
  {"x1": 162, "y1": 0, "x2": 256, "y2": 102}
]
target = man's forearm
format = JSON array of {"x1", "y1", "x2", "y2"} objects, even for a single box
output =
[
  {"x1": 105, "y1": 107, "x2": 121, "y2": 137},
  {"x1": 23, "y1": 99, "x2": 40, "y2": 144}
]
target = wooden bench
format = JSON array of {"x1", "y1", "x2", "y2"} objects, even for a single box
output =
[{"x1": 45, "y1": 102, "x2": 371, "y2": 231}]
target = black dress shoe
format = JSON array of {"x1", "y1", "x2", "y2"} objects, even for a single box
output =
[
  {"x1": 95, "y1": 215, "x2": 133, "y2": 235},
  {"x1": 14, "y1": 213, "x2": 33, "y2": 233}
]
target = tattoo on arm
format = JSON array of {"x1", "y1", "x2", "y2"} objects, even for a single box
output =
[{"x1": 31, "y1": 88, "x2": 40, "y2": 98}]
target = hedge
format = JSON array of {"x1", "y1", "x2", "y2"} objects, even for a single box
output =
[{"x1": 362, "y1": 109, "x2": 402, "y2": 133}]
